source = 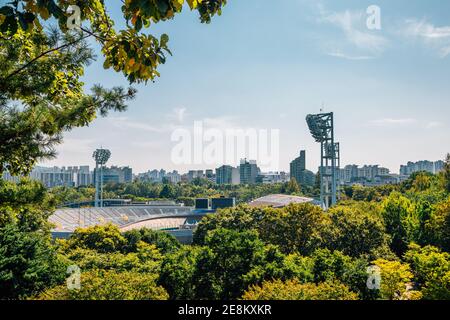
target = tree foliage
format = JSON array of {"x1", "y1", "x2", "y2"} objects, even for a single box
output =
[
  {"x1": 194, "y1": 203, "x2": 327, "y2": 256},
  {"x1": 64, "y1": 224, "x2": 128, "y2": 253},
  {"x1": 372, "y1": 259, "x2": 421, "y2": 300},
  {"x1": 381, "y1": 192, "x2": 420, "y2": 256},
  {"x1": 285, "y1": 177, "x2": 301, "y2": 195},
  {"x1": 310, "y1": 249, "x2": 377, "y2": 300},
  {"x1": 191, "y1": 228, "x2": 286, "y2": 300},
  {"x1": 0, "y1": 179, "x2": 66, "y2": 299},
  {"x1": 36, "y1": 269, "x2": 168, "y2": 300},
  {"x1": 122, "y1": 227, "x2": 181, "y2": 254},
  {"x1": 443, "y1": 154, "x2": 450, "y2": 193},
  {"x1": 62, "y1": 243, "x2": 163, "y2": 274},
  {"x1": 424, "y1": 197, "x2": 450, "y2": 251},
  {"x1": 0, "y1": 0, "x2": 227, "y2": 84},
  {"x1": 405, "y1": 244, "x2": 450, "y2": 300},
  {"x1": 0, "y1": 28, "x2": 136, "y2": 175},
  {"x1": 158, "y1": 245, "x2": 203, "y2": 300},
  {"x1": 323, "y1": 202, "x2": 391, "y2": 258},
  {"x1": 242, "y1": 279, "x2": 358, "y2": 300}
]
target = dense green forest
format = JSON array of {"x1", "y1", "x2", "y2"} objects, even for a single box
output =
[{"x1": 1, "y1": 158, "x2": 449, "y2": 300}]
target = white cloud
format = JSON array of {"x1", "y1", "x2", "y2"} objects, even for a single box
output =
[
  {"x1": 327, "y1": 50, "x2": 375, "y2": 60},
  {"x1": 369, "y1": 118, "x2": 445, "y2": 129},
  {"x1": 131, "y1": 141, "x2": 164, "y2": 148},
  {"x1": 107, "y1": 113, "x2": 242, "y2": 134},
  {"x1": 108, "y1": 116, "x2": 167, "y2": 133},
  {"x1": 203, "y1": 116, "x2": 240, "y2": 130},
  {"x1": 403, "y1": 19, "x2": 450, "y2": 39},
  {"x1": 439, "y1": 46, "x2": 450, "y2": 58},
  {"x1": 426, "y1": 121, "x2": 443, "y2": 129},
  {"x1": 370, "y1": 118, "x2": 417, "y2": 126},
  {"x1": 402, "y1": 19, "x2": 450, "y2": 58},
  {"x1": 108, "y1": 107, "x2": 191, "y2": 134},
  {"x1": 166, "y1": 107, "x2": 188, "y2": 123},
  {"x1": 55, "y1": 138, "x2": 96, "y2": 154},
  {"x1": 318, "y1": 7, "x2": 388, "y2": 57}
]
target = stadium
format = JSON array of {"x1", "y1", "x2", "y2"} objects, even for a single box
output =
[
  {"x1": 49, "y1": 195, "x2": 318, "y2": 243},
  {"x1": 49, "y1": 198, "x2": 233, "y2": 243}
]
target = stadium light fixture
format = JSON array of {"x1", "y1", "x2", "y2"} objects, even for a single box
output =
[
  {"x1": 93, "y1": 149, "x2": 111, "y2": 165},
  {"x1": 92, "y1": 148, "x2": 111, "y2": 208},
  {"x1": 305, "y1": 112, "x2": 340, "y2": 209}
]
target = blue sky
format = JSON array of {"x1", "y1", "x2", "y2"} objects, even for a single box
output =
[{"x1": 43, "y1": 0, "x2": 450, "y2": 173}]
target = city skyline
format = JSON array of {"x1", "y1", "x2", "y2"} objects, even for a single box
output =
[
  {"x1": 40, "y1": 0, "x2": 450, "y2": 173},
  {"x1": 29, "y1": 156, "x2": 447, "y2": 177}
]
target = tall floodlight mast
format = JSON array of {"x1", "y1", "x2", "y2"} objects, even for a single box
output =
[
  {"x1": 92, "y1": 148, "x2": 111, "y2": 208},
  {"x1": 306, "y1": 112, "x2": 340, "y2": 209}
]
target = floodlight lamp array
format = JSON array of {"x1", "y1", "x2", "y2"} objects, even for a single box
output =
[
  {"x1": 93, "y1": 149, "x2": 111, "y2": 165},
  {"x1": 306, "y1": 114, "x2": 326, "y2": 142}
]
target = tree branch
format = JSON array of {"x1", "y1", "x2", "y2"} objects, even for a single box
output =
[{"x1": 2, "y1": 33, "x2": 91, "y2": 82}]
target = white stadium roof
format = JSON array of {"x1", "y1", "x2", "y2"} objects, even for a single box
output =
[
  {"x1": 248, "y1": 194, "x2": 320, "y2": 208},
  {"x1": 49, "y1": 205, "x2": 193, "y2": 233}
]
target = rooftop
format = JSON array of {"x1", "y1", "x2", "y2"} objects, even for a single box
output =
[{"x1": 248, "y1": 194, "x2": 320, "y2": 208}]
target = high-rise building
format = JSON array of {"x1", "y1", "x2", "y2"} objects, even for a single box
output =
[
  {"x1": 137, "y1": 169, "x2": 180, "y2": 183},
  {"x1": 231, "y1": 167, "x2": 240, "y2": 185},
  {"x1": 215, "y1": 166, "x2": 240, "y2": 185},
  {"x1": 74, "y1": 166, "x2": 93, "y2": 186},
  {"x1": 122, "y1": 166, "x2": 133, "y2": 183},
  {"x1": 187, "y1": 170, "x2": 204, "y2": 182},
  {"x1": 357, "y1": 165, "x2": 385, "y2": 181},
  {"x1": 2, "y1": 166, "x2": 94, "y2": 188},
  {"x1": 290, "y1": 150, "x2": 306, "y2": 184},
  {"x1": 400, "y1": 160, "x2": 445, "y2": 176},
  {"x1": 166, "y1": 170, "x2": 181, "y2": 183},
  {"x1": 290, "y1": 150, "x2": 315, "y2": 186},
  {"x1": 94, "y1": 166, "x2": 133, "y2": 184},
  {"x1": 434, "y1": 160, "x2": 445, "y2": 173},
  {"x1": 340, "y1": 165, "x2": 358, "y2": 183},
  {"x1": 216, "y1": 165, "x2": 233, "y2": 184},
  {"x1": 338, "y1": 164, "x2": 393, "y2": 186},
  {"x1": 239, "y1": 159, "x2": 259, "y2": 184},
  {"x1": 260, "y1": 172, "x2": 289, "y2": 184}
]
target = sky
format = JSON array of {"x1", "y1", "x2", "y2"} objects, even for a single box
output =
[{"x1": 41, "y1": 0, "x2": 450, "y2": 174}]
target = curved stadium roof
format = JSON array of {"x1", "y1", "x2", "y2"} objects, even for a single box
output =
[
  {"x1": 248, "y1": 194, "x2": 321, "y2": 208},
  {"x1": 49, "y1": 205, "x2": 193, "y2": 233}
]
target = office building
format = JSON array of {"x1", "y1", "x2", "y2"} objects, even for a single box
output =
[
  {"x1": 137, "y1": 169, "x2": 166, "y2": 183},
  {"x1": 338, "y1": 164, "x2": 395, "y2": 186},
  {"x1": 260, "y1": 172, "x2": 289, "y2": 184},
  {"x1": 165, "y1": 170, "x2": 182, "y2": 183},
  {"x1": 187, "y1": 170, "x2": 204, "y2": 182},
  {"x1": 94, "y1": 166, "x2": 133, "y2": 184},
  {"x1": 239, "y1": 159, "x2": 259, "y2": 184},
  {"x1": 290, "y1": 150, "x2": 315, "y2": 186},
  {"x1": 216, "y1": 165, "x2": 233, "y2": 184},
  {"x1": 400, "y1": 160, "x2": 445, "y2": 176},
  {"x1": 216, "y1": 165, "x2": 240, "y2": 185}
]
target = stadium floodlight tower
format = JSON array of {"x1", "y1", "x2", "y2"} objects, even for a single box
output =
[
  {"x1": 93, "y1": 148, "x2": 111, "y2": 208},
  {"x1": 306, "y1": 112, "x2": 340, "y2": 209}
]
